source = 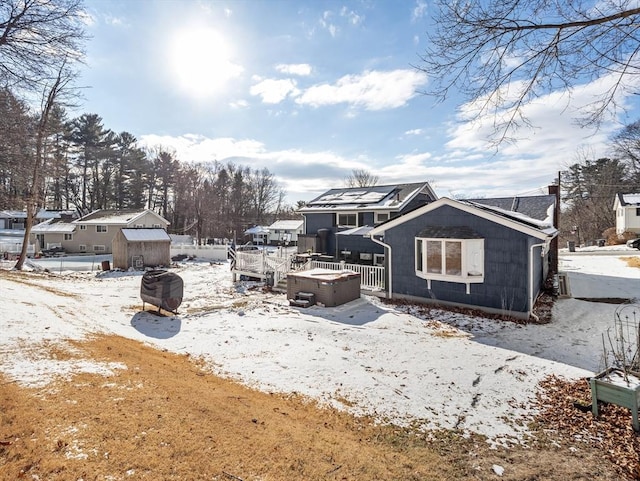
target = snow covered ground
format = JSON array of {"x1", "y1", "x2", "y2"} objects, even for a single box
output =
[{"x1": 1, "y1": 246, "x2": 639, "y2": 445}]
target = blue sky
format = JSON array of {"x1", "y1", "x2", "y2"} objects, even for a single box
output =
[{"x1": 77, "y1": 0, "x2": 638, "y2": 204}]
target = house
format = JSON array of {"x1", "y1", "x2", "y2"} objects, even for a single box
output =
[
  {"x1": 31, "y1": 215, "x2": 77, "y2": 252},
  {"x1": 63, "y1": 209, "x2": 170, "y2": 255},
  {"x1": 368, "y1": 196, "x2": 558, "y2": 320},
  {"x1": 244, "y1": 225, "x2": 269, "y2": 245},
  {"x1": 2, "y1": 209, "x2": 74, "y2": 255},
  {"x1": 614, "y1": 193, "x2": 640, "y2": 235},
  {"x1": 267, "y1": 219, "x2": 303, "y2": 246},
  {"x1": 112, "y1": 228, "x2": 171, "y2": 270},
  {"x1": 297, "y1": 182, "x2": 437, "y2": 264}
]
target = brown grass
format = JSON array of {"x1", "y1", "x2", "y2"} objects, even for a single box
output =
[
  {"x1": 0, "y1": 335, "x2": 623, "y2": 480},
  {"x1": 622, "y1": 256, "x2": 640, "y2": 269}
]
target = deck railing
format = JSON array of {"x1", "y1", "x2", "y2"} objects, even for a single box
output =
[{"x1": 310, "y1": 260, "x2": 385, "y2": 291}]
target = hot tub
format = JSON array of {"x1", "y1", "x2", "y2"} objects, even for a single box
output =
[{"x1": 287, "y1": 268, "x2": 361, "y2": 307}]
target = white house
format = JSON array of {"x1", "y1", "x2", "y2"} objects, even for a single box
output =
[
  {"x1": 267, "y1": 219, "x2": 304, "y2": 245},
  {"x1": 614, "y1": 193, "x2": 640, "y2": 234}
]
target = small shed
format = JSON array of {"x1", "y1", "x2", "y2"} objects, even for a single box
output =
[{"x1": 113, "y1": 228, "x2": 171, "y2": 270}]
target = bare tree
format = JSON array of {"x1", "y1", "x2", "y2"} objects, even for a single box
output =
[
  {"x1": 420, "y1": 1, "x2": 640, "y2": 141},
  {"x1": 15, "y1": 62, "x2": 75, "y2": 270},
  {"x1": 345, "y1": 169, "x2": 379, "y2": 188},
  {"x1": 0, "y1": 0, "x2": 86, "y2": 90}
]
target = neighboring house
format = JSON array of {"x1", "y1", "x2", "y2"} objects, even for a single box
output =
[
  {"x1": 368, "y1": 197, "x2": 558, "y2": 320},
  {"x1": 614, "y1": 193, "x2": 640, "y2": 235},
  {"x1": 297, "y1": 182, "x2": 437, "y2": 264},
  {"x1": 67, "y1": 209, "x2": 170, "y2": 254},
  {"x1": 3, "y1": 209, "x2": 74, "y2": 255},
  {"x1": 244, "y1": 225, "x2": 269, "y2": 245},
  {"x1": 267, "y1": 219, "x2": 304, "y2": 246},
  {"x1": 112, "y1": 228, "x2": 171, "y2": 270},
  {"x1": 31, "y1": 215, "x2": 77, "y2": 252}
]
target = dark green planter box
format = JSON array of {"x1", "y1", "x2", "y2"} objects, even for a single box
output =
[{"x1": 590, "y1": 367, "x2": 640, "y2": 431}]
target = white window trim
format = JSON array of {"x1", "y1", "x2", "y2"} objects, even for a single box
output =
[
  {"x1": 415, "y1": 237, "x2": 484, "y2": 294},
  {"x1": 64, "y1": 233, "x2": 73, "y2": 241},
  {"x1": 79, "y1": 244, "x2": 87, "y2": 252},
  {"x1": 373, "y1": 253, "x2": 385, "y2": 266},
  {"x1": 96, "y1": 225, "x2": 108, "y2": 233},
  {"x1": 79, "y1": 225, "x2": 87, "y2": 230},
  {"x1": 93, "y1": 245, "x2": 106, "y2": 252},
  {"x1": 336, "y1": 212, "x2": 358, "y2": 228},
  {"x1": 375, "y1": 212, "x2": 390, "y2": 224}
]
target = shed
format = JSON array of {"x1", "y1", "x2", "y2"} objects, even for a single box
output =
[{"x1": 112, "y1": 228, "x2": 171, "y2": 270}]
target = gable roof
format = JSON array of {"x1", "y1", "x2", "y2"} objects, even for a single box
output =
[
  {"x1": 268, "y1": 219, "x2": 303, "y2": 230},
  {"x1": 299, "y1": 181, "x2": 437, "y2": 213},
  {"x1": 369, "y1": 197, "x2": 557, "y2": 240},
  {"x1": 616, "y1": 192, "x2": 640, "y2": 207},
  {"x1": 467, "y1": 195, "x2": 556, "y2": 223},
  {"x1": 73, "y1": 209, "x2": 169, "y2": 226}
]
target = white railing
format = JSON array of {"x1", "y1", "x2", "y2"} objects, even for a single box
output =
[
  {"x1": 231, "y1": 251, "x2": 386, "y2": 291},
  {"x1": 310, "y1": 260, "x2": 385, "y2": 291}
]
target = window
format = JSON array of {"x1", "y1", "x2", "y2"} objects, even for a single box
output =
[
  {"x1": 415, "y1": 237, "x2": 484, "y2": 294},
  {"x1": 96, "y1": 225, "x2": 107, "y2": 233},
  {"x1": 93, "y1": 245, "x2": 106, "y2": 252},
  {"x1": 152, "y1": 223, "x2": 161, "y2": 228},
  {"x1": 80, "y1": 225, "x2": 87, "y2": 230},
  {"x1": 79, "y1": 244, "x2": 87, "y2": 252},
  {"x1": 337, "y1": 213, "x2": 357, "y2": 227},
  {"x1": 375, "y1": 212, "x2": 389, "y2": 224},
  {"x1": 64, "y1": 233, "x2": 73, "y2": 241},
  {"x1": 373, "y1": 254, "x2": 385, "y2": 266},
  {"x1": 636, "y1": 208, "x2": 640, "y2": 216}
]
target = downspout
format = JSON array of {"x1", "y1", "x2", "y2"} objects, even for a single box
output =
[
  {"x1": 528, "y1": 241, "x2": 547, "y2": 322},
  {"x1": 370, "y1": 234, "x2": 392, "y2": 299}
]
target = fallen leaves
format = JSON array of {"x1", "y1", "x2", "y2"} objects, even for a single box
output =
[{"x1": 533, "y1": 375, "x2": 640, "y2": 480}]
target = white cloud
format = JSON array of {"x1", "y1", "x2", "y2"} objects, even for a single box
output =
[
  {"x1": 412, "y1": 1, "x2": 428, "y2": 22},
  {"x1": 275, "y1": 63, "x2": 312, "y2": 76},
  {"x1": 405, "y1": 128, "x2": 424, "y2": 136},
  {"x1": 250, "y1": 78, "x2": 299, "y2": 104},
  {"x1": 340, "y1": 7, "x2": 363, "y2": 26},
  {"x1": 296, "y1": 69, "x2": 428, "y2": 111}
]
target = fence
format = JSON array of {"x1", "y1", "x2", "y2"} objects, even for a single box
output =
[
  {"x1": 310, "y1": 260, "x2": 385, "y2": 291},
  {"x1": 170, "y1": 244, "x2": 229, "y2": 261}
]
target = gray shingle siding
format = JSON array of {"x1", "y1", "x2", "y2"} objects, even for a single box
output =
[{"x1": 384, "y1": 204, "x2": 543, "y2": 314}]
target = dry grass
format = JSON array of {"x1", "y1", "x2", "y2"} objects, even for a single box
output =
[
  {"x1": 0, "y1": 335, "x2": 623, "y2": 480},
  {"x1": 622, "y1": 256, "x2": 640, "y2": 269}
]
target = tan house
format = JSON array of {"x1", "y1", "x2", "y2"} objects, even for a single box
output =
[
  {"x1": 33, "y1": 209, "x2": 170, "y2": 255},
  {"x1": 112, "y1": 228, "x2": 171, "y2": 270}
]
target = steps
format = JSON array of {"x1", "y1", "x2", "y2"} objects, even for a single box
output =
[{"x1": 289, "y1": 291, "x2": 316, "y2": 308}]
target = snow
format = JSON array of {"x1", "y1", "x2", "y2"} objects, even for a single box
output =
[{"x1": 1, "y1": 249, "x2": 639, "y2": 446}]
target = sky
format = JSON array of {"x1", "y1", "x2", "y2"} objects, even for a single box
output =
[{"x1": 75, "y1": 0, "x2": 640, "y2": 205}]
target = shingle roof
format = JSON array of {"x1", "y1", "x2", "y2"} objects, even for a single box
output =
[
  {"x1": 467, "y1": 195, "x2": 556, "y2": 223},
  {"x1": 300, "y1": 182, "x2": 436, "y2": 212},
  {"x1": 121, "y1": 228, "x2": 170, "y2": 242}
]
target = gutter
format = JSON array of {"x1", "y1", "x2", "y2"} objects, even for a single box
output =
[
  {"x1": 528, "y1": 241, "x2": 548, "y2": 322},
  {"x1": 370, "y1": 234, "x2": 393, "y2": 299}
]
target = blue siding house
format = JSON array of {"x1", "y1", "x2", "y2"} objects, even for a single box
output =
[
  {"x1": 297, "y1": 182, "x2": 437, "y2": 264},
  {"x1": 368, "y1": 197, "x2": 558, "y2": 320}
]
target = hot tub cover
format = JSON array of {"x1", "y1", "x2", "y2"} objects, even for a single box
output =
[{"x1": 140, "y1": 269, "x2": 183, "y2": 312}]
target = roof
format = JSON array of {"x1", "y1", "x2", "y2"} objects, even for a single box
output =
[
  {"x1": 31, "y1": 218, "x2": 76, "y2": 234},
  {"x1": 245, "y1": 225, "x2": 269, "y2": 235},
  {"x1": 299, "y1": 182, "x2": 436, "y2": 212},
  {"x1": 617, "y1": 193, "x2": 640, "y2": 206},
  {"x1": 268, "y1": 219, "x2": 303, "y2": 230},
  {"x1": 335, "y1": 225, "x2": 375, "y2": 236},
  {"x1": 120, "y1": 228, "x2": 171, "y2": 242},
  {"x1": 0, "y1": 210, "x2": 74, "y2": 220},
  {"x1": 467, "y1": 195, "x2": 556, "y2": 223},
  {"x1": 369, "y1": 197, "x2": 557, "y2": 241},
  {"x1": 74, "y1": 209, "x2": 169, "y2": 226}
]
